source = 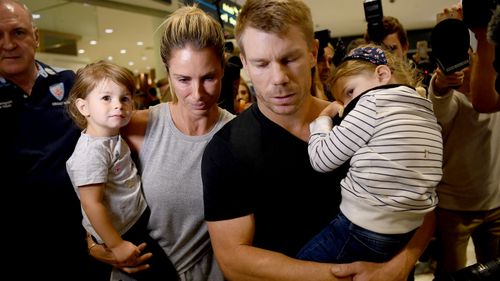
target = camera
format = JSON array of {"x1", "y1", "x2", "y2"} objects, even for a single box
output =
[
  {"x1": 462, "y1": 0, "x2": 500, "y2": 28},
  {"x1": 363, "y1": 0, "x2": 384, "y2": 43},
  {"x1": 431, "y1": 18, "x2": 470, "y2": 75},
  {"x1": 434, "y1": 257, "x2": 500, "y2": 281}
]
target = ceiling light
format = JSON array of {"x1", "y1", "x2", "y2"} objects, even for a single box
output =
[
  {"x1": 128, "y1": 61, "x2": 135, "y2": 66},
  {"x1": 89, "y1": 40, "x2": 97, "y2": 45},
  {"x1": 105, "y1": 28, "x2": 113, "y2": 34},
  {"x1": 78, "y1": 49, "x2": 85, "y2": 54},
  {"x1": 137, "y1": 41, "x2": 144, "y2": 46},
  {"x1": 107, "y1": 56, "x2": 113, "y2": 61},
  {"x1": 120, "y1": 49, "x2": 127, "y2": 54},
  {"x1": 32, "y1": 14, "x2": 40, "y2": 19}
]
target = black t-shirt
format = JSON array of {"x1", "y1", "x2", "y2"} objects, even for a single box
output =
[
  {"x1": 1, "y1": 63, "x2": 78, "y2": 186},
  {"x1": 203, "y1": 104, "x2": 345, "y2": 257}
]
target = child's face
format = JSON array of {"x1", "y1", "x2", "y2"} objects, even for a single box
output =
[
  {"x1": 333, "y1": 71, "x2": 382, "y2": 106},
  {"x1": 78, "y1": 78, "x2": 133, "y2": 137}
]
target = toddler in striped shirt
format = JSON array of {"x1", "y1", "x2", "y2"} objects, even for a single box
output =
[{"x1": 297, "y1": 45, "x2": 443, "y2": 264}]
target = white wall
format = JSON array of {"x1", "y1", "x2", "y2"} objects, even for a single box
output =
[{"x1": 35, "y1": 52, "x2": 91, "y2": 72}]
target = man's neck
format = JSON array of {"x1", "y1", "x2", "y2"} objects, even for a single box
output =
[
  {"x1": 7, "y1": 63, "x2": 38, "y2": 95},
  {"x1": 259, "y1": 96, "x2": 329, "y2": 142}
]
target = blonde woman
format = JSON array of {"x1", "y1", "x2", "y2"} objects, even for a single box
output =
[{"x1": 89, "y1": 6, "x2": 234, "y2": 281}]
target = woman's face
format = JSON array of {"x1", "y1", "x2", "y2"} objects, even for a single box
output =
[
  {"x1": 236, "y1": 83, "x2": 250, "y2": 103},
  {"x1": 168, "y1": 45, "x2": 223, "y2": 114}
]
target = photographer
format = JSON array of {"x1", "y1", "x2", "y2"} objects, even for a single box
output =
[
  {"x1": 361, "y1": 2, "x2": 434, "y2": 96},
  {"x1": 428, "y1": 57, "x2": 500, "y2": 279},
  {"x1": 364, "y1": 15, "x2": 409, "y2": 60},
  {"x1": 314, "y1": 29, "x2": 335, "y2": 101},
  {"x1": 364, "y1": 14, "x2": 432, "y2": 97},
  {"x1": 462, "y1": 0, "x2": 500, "y2": 112},
  {"x1": 428, "y1": 3, "x2": 500, "y2": 279}
]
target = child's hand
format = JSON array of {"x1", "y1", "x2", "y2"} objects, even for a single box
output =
[
  {"x1": 320, "y1": 101, "x2": 344, "y2": 118},
  {"x1": 110, "y1": 240, "x2": 142, "y2": 266}
]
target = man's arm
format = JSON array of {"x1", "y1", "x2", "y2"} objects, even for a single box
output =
[
  {"x1": 331, "y1": 211, "x2": 436, "y2": 281},
  {"x1": 470, "y1": 27, "x2": 500, "y2": 112},
  {"x1": 207, "y1": 215, "x2": 350, "y2": 281}
]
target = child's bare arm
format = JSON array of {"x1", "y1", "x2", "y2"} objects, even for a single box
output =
[{"x1": 79, "y1": 183, "x2": 141, "y2": 265}]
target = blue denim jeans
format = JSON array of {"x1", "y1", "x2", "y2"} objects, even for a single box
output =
[{"x1": 296, "y1": 212, "x2": 415, "y2": 263}]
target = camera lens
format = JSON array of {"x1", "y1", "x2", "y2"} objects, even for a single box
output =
[{"x1": 435, "y1": 258, "x2": 500, "y2": 281}]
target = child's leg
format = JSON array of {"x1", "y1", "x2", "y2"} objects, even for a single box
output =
[
  {"x1": 297, "y1": 212, "x2": 414, "y2": 263},
  {"x1": 296, "y1": 212, "x2": 351, "y2": 262},
  {"x1": 122, "y1": 208, "x2": 179, "y2": 281},
  {"x1": 335, "y1": 213, "x2": 415, "y2": 263}
]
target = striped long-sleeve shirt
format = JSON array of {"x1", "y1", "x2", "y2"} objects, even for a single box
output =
[{"x1": 308, "y1": 85, "x2": 443, "y2": 234}]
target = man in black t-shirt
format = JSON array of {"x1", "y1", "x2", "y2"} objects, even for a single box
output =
[{"x1": 202, "y1": 1, "x2": 435, "y2": 281}]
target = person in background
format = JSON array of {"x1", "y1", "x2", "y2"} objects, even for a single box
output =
[
  {"x1": 234, "y1": 77, "x2": 253, "y2": 114},
  {"x1": 134, "y1": 88, "x2": 160, "y2": 110},
  {"x1": 133, "y1": 90, "x2": 148, "y2": 110},
  {"x1": 364, "y1": 15, "x2": 409, "y2": 60},
  {"x1": 298, "y1": 45, "x2": 442, "y2": 266},
  {"x1": 202, "y1": 1, "x2": 436, "y2": 280},
  {"x1": 156, "y1": 77, "x2": 172, "y2": 103},
  {"x1": 315, "y1": 29, "x2": 335, "y2": 101},
  {"x1": 363, "y1": 15, "x2": 430, "y2": 98},
  {"x1": 146, "y1": 87, "x2": 160, "y2": 107},
  {"x1": 312, "y1": 64, "x2": 330, "y2": 101},
  {"x1": 318, "y1": 42, "x2": 335, "y2": 87},
  {"x1": 66, "y1": 60, "x2": 178, "y2": 281},
  {"x1": 428, "y1": 55, "x2": 500, "y2": 278},
  {"x1": 0, "y1": 0, "x2": 107, "y2": 279},
  {"x1": 88, "y1": 5, "x2": 234, "y2": 281},
  {"x1": 218, "y1": 55, "x2": 243, "y2": 114},
  {"x1": 468, "y1": 4, "x2": 500, "y2": 112}
]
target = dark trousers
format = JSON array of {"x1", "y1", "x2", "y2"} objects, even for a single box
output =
[{"x1": 121, "y1": 207, "x2": 179, "y2": 281}]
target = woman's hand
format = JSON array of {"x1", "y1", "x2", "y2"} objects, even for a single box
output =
[{"x1": 87, "y1": 234, "x2": 152, "y2": 274}]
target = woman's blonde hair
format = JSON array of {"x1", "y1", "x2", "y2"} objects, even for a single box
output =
[
  {"x1": 66, "y1": 60, "x2": 136, "y2": 129},
  {"x1": 158, "y1": 5, "x2": 225, "y2": 103},
  {"x1": 328, "y1": 44, "x2": 420, "y2": 101}
]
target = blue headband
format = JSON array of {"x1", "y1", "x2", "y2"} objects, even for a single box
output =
[{"x1": 343, "y1": 46, "x2": 388, "y2": 65}]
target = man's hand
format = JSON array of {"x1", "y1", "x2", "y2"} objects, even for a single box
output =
[
  {"x1": 436, "y1": 3, "x2": 463, "y2": 23},
  {"x1": 331, "y1": 212, "x2": 436, "y2": 281},
  {"x1": 331, "y1": 260, "x2": 408, "y2": 281}
]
